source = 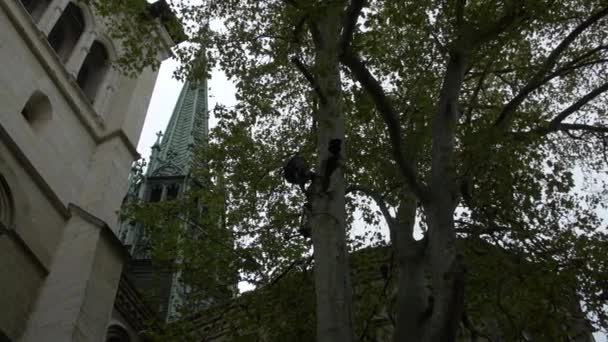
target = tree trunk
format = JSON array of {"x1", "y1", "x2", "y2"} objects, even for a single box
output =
[
  {"x1": 308, "y1": 8, "x2": 354, "y2": 342},
  {"x1": 426, "y1": 50, "x2": 469, "y2": 342},
  {"x1": 426, "y1": 202, "x2": 464, "y2": 342},
  {"x1": 391, "y1": 194, "x2": 430, "y2": 342}
]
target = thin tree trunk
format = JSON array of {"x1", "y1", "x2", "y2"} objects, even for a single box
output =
[{"x1": 308, "y1": 8, "x2": 354, "y2": 342}]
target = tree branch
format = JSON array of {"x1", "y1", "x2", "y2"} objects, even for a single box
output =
[
  {"x1": 545, "y1": 122, "x2": 608, "y2": 134},
  {"x1": 494, "y1": 5, "x2": 608, "y2": 131},
  {"x1": 292, "y1": 15, "x2": 308, "y2": 43},
  {"x1": 543, "y1": 58, "x2": 608, "y2": 83},
  {"x1": 342, "y1": 52, "x2": 426, "y2": 200},
  {"x1": 430, "y1": 51, "x2": 468, "y2": 195},
  {"x1": 533, "y1": 45, "x2": 608, "y2": 86},
  {"x1": 179, "y1": 216, "x2": 263, "y2": 269},
  {"x1": 528, "y1": 123, "x2": 608, "y2": 134},
  {"x1": 339, "y1": 0, "x2": 427, "y2": 200},
  {"x1": 347, "y1": 184, "x2": 395, "y2": 227},
  {"x1": 454, "y1": 220, "x2": 511, "y2": 237},
  {"x1": 494, "y1": 72, "x2": 518, "y2": 95},
  {"x1": 269, "y1": 256, "x2": 313, "y2": 286},
  {"x1": 511, "y1": 122, "x2": 608, "y2": 139},
  {"x1": 464, "y1": 62, "x2": 494, "y2": 124},
  {"x1": 555, "y1": 44, "x2": 608, "y2": 71},
  {"x1": 340, "y1": 0, "x2": 365, "y2": 55},
  {"x1": 472, "y1": 1, "x2": 527, "y2": 46},
  {"x1": 548, "y1": 81, "x2": 608, "y2": 128},
  {"x1": 461, "y1": 311, "x2": 493, "y2": 341},
  {"x1": 455, "y1": 0, "x2": 466, "y2": 29},
  {"x1": 431, "y1": 31, "x2": 449, "y2": 55},
  {"x1": 290, "y1": 57, "x2": 327, "y2": 104},
  {"x1": 280, "y1": 0, "x2": 300, "y2": 9}
]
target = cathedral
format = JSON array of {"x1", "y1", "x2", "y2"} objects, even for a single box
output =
[{"x1": 0, "y1": 0, "x2": 188, "y2": 340}]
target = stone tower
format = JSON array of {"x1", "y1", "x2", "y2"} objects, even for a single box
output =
[
  {"x1": 0, "y1": 0, "x2": 182, "y2": 340},
  {"x1": 119, "y1": 79, "x2": 210, "y2": 322}
]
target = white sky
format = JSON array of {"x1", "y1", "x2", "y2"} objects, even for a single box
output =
[{"x1": 136, "y1": 58, "x2": 236, "y2": 159}]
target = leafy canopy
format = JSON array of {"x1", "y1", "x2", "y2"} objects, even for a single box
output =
[{"x1": 106, "y1": 0, "x2": 608, "y2": 338}]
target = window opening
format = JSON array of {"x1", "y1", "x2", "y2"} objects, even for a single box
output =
[
  {"x1": 47, "y1": 3, "x2": 85, "y2": 63},
  {"x1": 166, "y1": 184, "x2": 180, "y2": 201},
  {"x1": 21, "y1": 90, "x2": 52, "y2": 130},
  {"x1": 148, "y1": 185, "x2": 163, "y2": 203},
  {"x1": 77, "y1": 41, "x2": 110, "y2": 103},
  {"x1": 106, "y1": 325, "x2": 131, "y2": 342},
  {"x1": 20, "y1": 0, "x2": 51, "y2": 21},
  {"x1": 0, "y1": 175, "x2": 14, "y2": 232}
]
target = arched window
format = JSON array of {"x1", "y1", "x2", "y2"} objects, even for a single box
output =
[
  {"x1": 47, "y1": 2, "x2": 84, "y2": 63},
  {"x1": 0, "y1": 175, "x2": 14, "y2": 231},
  {"x1": 19, "y1": 0, "x2": 51, "y2": 21},
  {"x1": 166, "y1": 184, "x2": 180, "y2": 201},
  {"x1": 148, "y1": 185, "x2": 163, "y2": 203},
  {"x1": 21, "y1": 90, "x2": 52, "y2": 130},
  {"x1": 77, "y1": 41, "x2": 109, "y2": 103},
  {"x1": 106, "y1": 325, "x2": 131, "y2": 342}
]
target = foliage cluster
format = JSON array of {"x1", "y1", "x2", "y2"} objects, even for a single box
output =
[{"x1": 109, "y1": 0, "x2": 608, "y2": 340}]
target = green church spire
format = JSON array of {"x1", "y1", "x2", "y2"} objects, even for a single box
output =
[
  {"x1": 147, "y1": 79, "x2": 209, "y2": 177},
  {"x1": 119, "y1": 78, "x2": 211, "y2": 322}
]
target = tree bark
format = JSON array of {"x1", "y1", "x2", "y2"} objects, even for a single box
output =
[
  {"x1": 391, "y1": 194, "x2": 430, "y2": 342},
  {"x1": 426, "y1": 49, "x2": 469, "y2": 342},
  {"x1": 308, "y1": 7, "x2": 354, "y2": 342}
]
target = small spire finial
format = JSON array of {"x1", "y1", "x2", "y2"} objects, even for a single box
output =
[{"x1": 155, "y1": 131, "x2": 163, "y2": 145}]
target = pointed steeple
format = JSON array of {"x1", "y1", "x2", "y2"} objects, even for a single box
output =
[
  {"x1": 147, "y1": 79, "x2": 209, "y2": 177},
  {"x1": 119, "y1": 77, "x2": 217, "y2": 323}
]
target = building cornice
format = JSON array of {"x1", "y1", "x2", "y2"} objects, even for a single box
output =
[
  {"x1": 98, "y1": 130, "x2": 141, "y2": 160},
  {"x1": 68, "y1": 204, "x2": 131, "y2": 261}
]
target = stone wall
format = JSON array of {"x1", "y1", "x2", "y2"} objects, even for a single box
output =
[{"x1": 0, "y1": 0, "x2": 178, "y2": 340}]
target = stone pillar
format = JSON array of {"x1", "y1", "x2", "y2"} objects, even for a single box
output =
[
  {"x1": 38, "y1": 0, "x2": 69, "y2": 35},
  {"x1": 66, "y1": 30, "x2": 97, "y2": 77},
  {"x1": 160, "y1": 184, "x2": 168, "y2": 201},
  {"x1": 78, "y1": 137, "x2": 134, "y2": 229},
  {"x1": 20, "y1": 206, "x2": 126, "y2": 342},
  {"x1": 94, "y1": 74, "x2": 116, "y2": 116}
]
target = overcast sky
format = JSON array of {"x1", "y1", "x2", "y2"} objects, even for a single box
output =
[{"x1": 136, "y1": 58, "x2": 236, "y2": 159}]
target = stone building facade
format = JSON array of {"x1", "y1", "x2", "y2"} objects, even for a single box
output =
[{"x1": 0, "y1": 0, "x2": 181, "y2": 340}]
